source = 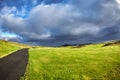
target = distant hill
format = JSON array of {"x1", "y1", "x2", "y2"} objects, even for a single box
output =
[
  {"x1": 102, "y1": 40, "x2": 120, "y2": 47},
  {"x1": 61, "y1": 40, "x2": 120, "y2": 47}
]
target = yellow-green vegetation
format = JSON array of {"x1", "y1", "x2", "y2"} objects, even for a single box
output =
[
  {"x1": 25, "y1": 42, "x2": 120, "y2": 80},
  {"x1": 0, "y1": 40, "x2": 30, "y2": 57},
  {"x1": 0, "y1": 40, "x2": 120, "y2": 80}
]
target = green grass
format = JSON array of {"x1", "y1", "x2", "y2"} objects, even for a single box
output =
[
  {"x1": 0, "y1": 40, "x2": 120, "y2": 80},
  {"x1": 24, "y1": 43, "x2": 120, "y2": 80},
  {"x1": 0, "y1": 40, "x2": 30, "y2": 57}
]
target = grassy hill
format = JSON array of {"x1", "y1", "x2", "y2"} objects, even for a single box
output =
[
  {"x1": 24, "y1": 40, "x2": 120, "y2": 80},
  {"x1": 0, "y1": 40, "x2": 120, "y2": 80},
  {"x1": 0, "y1": 40, "x2": 30, "y2": 58}
]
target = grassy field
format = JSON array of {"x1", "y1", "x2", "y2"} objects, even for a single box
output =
[
  {"x1": 0, "y1": 40, "x2": 120, "y2": 80},
  {"x1": 24, "y1": 42, "x2": 120, "y2": 80},
  {"x1": 0, "y1": 40, "x2": 30, "y2": 58}
]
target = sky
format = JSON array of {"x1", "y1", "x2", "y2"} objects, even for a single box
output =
[{"x1": 0, "y1": 0, "x2": 120, "y2": 46}]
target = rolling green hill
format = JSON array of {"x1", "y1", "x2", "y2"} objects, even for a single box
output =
[{"x1": 0, "y1": 40, "x2": 30, "y2": 58}]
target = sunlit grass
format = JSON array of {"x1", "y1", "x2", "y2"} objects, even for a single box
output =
[
  {"x1": 0, "y1": 40, "x2": 120, "y2": 80},
  {"x1": 25, "y1": 43, "x2": 120, "y2": 80},
  {"x1": 0, "y1": 40, "x2": 30, "y2": 57}
]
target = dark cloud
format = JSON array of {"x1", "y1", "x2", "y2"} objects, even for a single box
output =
[{"x1": 0, "y1": 0, "x2": 120, "y2": 46}]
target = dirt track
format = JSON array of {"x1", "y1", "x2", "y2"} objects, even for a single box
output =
[{"x1": 0, "y1": 48, "x2": 29, "y2": 80}]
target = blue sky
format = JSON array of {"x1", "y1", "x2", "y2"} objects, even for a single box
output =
[{"x1": 0, "y1": 0, "x2": 120, "y2": 46}]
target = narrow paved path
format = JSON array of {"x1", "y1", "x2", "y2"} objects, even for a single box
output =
[{"x1": 0, "y1": 48, "x2": 29, "y2": 80}]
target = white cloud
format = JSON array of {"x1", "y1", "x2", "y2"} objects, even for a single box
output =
[
  {"x1": 99, "y1": 0, "x2": 120, "y2": 27},
  {"x1": 71, "y1": 24, "x2": 100, "y2": 36},
  {"x1": 115, "y1": 0, "x2": 120, "y2": 8},
  {"x1": 0, "y1": 32, "x2": 21, "y2": 41},
  {"x1": 29, "y1": 4, "x2": 74, "y2": 28},
  {"x1": 116, "y1": 0, "x2": 120, "y2": 4},
  {"x1": 0, "y1": 6, "x2": 17, "y2": 15},
  {"x1": 29, "y1": 31, "x2": 51, "y2": 40}
]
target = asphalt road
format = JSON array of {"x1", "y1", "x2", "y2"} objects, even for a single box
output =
[{"x1": 0, "y1": 48, "x2": 29, "y2": 80}]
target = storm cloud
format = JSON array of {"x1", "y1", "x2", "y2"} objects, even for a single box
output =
[{"x1": 0, "y1": 0, "x2": 120, "y2": 46}]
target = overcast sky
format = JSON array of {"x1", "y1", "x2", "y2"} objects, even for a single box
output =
[{"x1": 0, "y1": 0, "x2": 120, "y2": 46}]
